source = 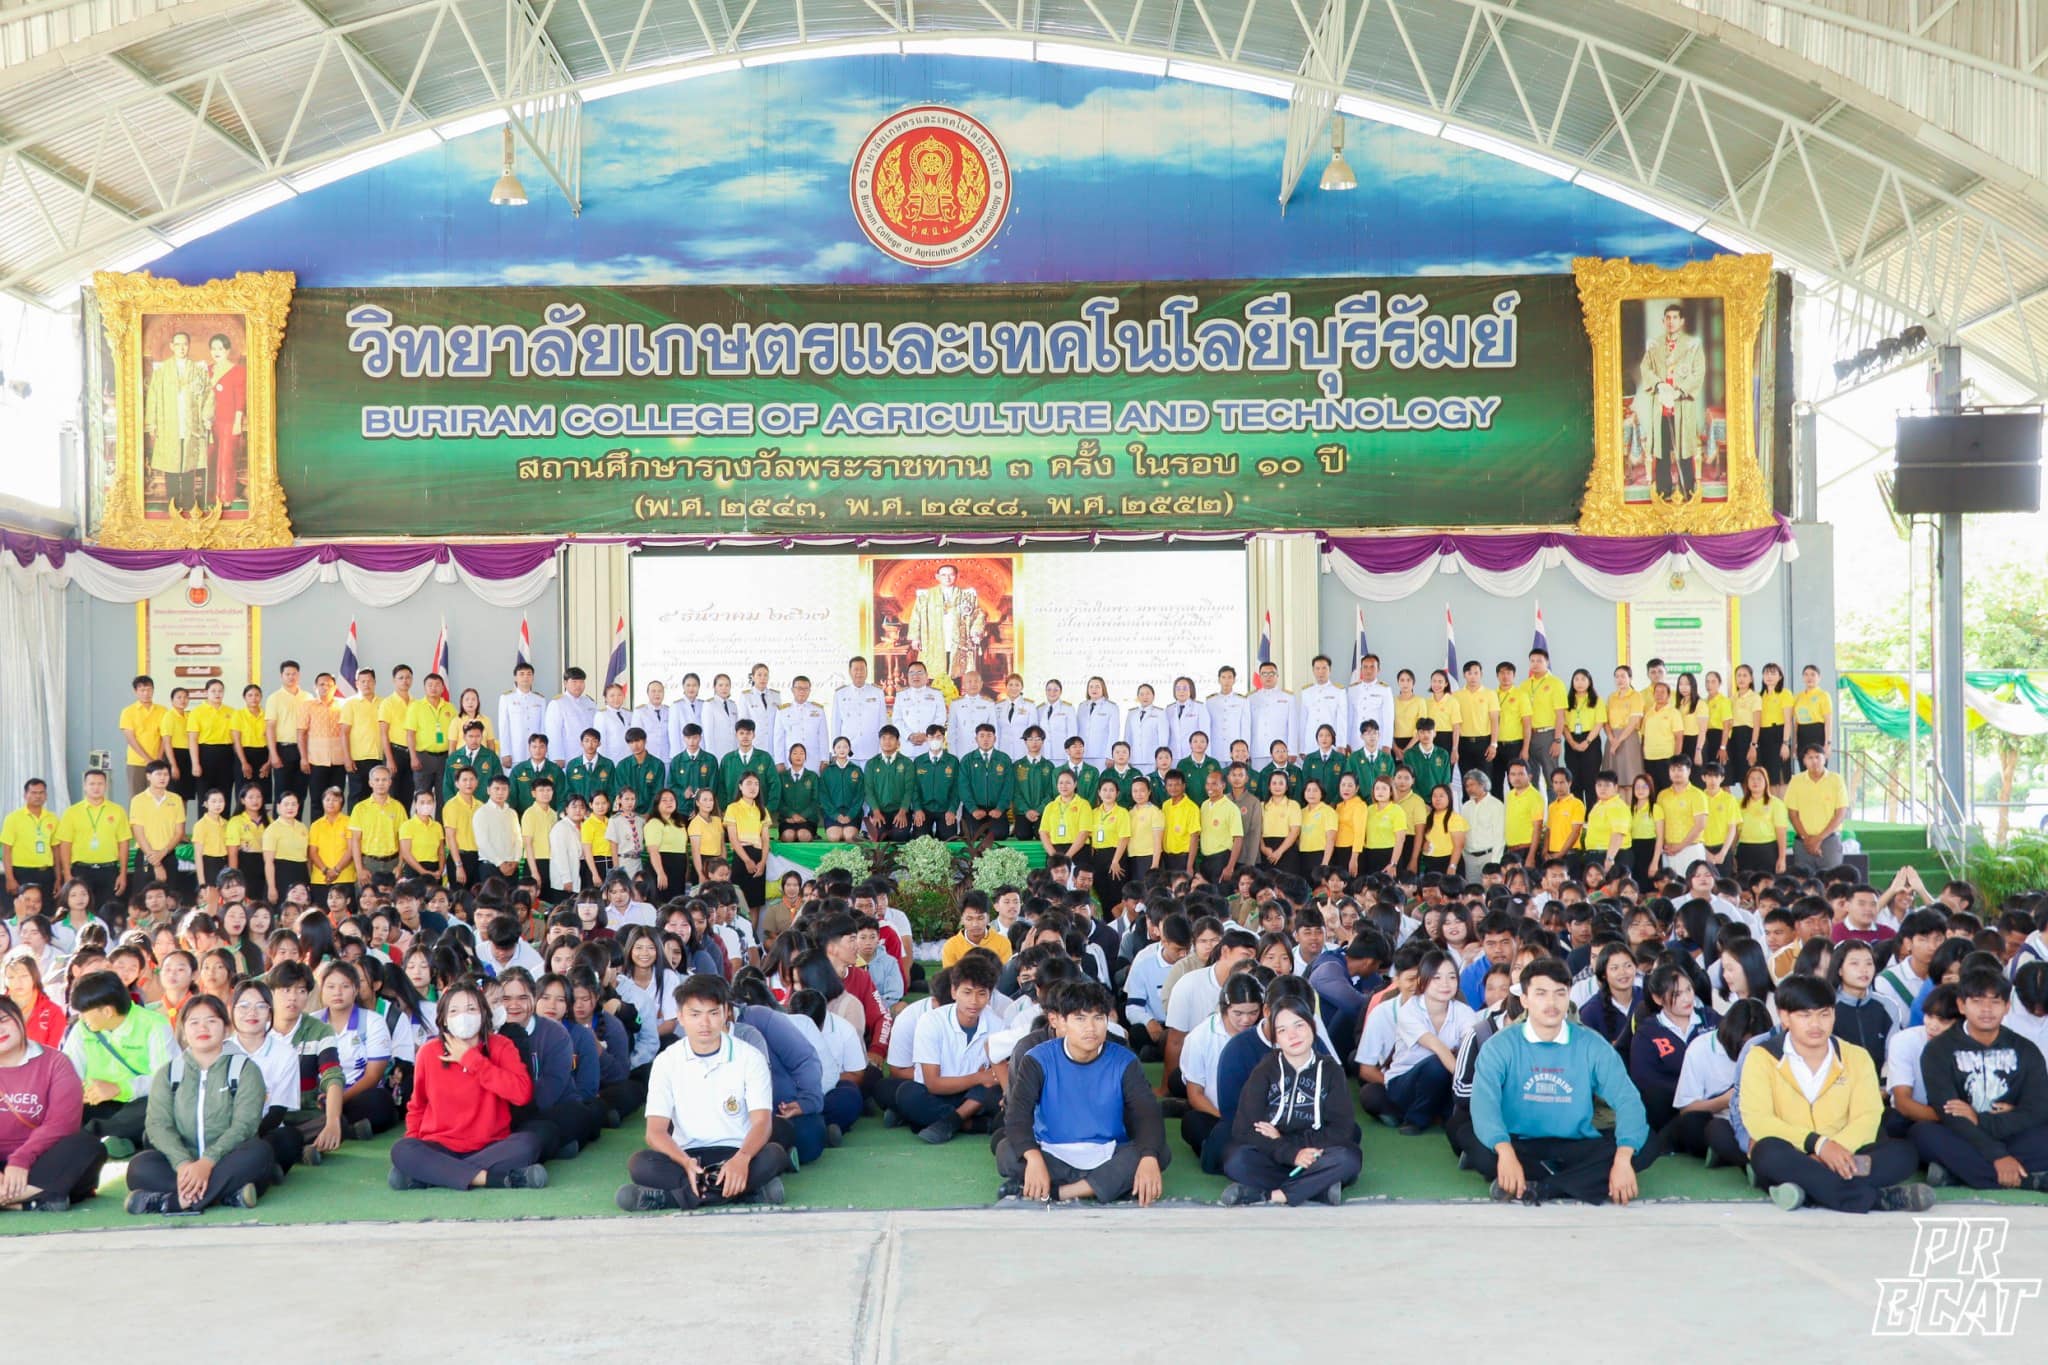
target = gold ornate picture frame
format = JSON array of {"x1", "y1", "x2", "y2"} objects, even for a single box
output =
[
  {"x1": 92, "y1": 270, "x2": 296, "y2": 549},
  {"x1": 1573, "y1": 253, "x2": 1775, "y2": 536}
]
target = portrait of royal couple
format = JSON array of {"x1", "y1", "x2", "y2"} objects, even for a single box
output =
[{"x1": 144, "y1": 324, "x2": 246, "y2": 514}]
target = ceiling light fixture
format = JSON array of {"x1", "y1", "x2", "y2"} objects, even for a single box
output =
[
  {"x1": 489, "y1": 126, "x2": 529, "y2": 207},
  {"x1": 1320, "y1": 116, "x2": 1357, "y2": 192}
]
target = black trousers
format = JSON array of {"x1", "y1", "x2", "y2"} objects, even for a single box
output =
[
  {"x1": 309, "y1": 764, "x2": 346, "y2": 809},
  {"x1": 514, "y1": 1099, "x2": 603, "y2": 1160},
  {"x1": 1748, "y1": 1135, "x2": 1919, "y2": 1213},
  {"x1": 1564, "y1": 738, "x2": 1603, "y2": 804},
  {"x1": 388, "y1": 745, "x2": 415, "y2": 805},
  {"x1": 1912, "y1": 1119, "x2": 2048, "y2": 1189},
  {"x1": 626, "y1": 1143, "x2": 789, "y2": 1209},
  {"x1": 1009, "y1": 815, "x2": 1040, "y2": 842},
  {"x1": 343, "y1": 1086, "x2": 400, "y2": 1135},
  {"x1": 1457, "y1": 737, "x2": 1495, "y2": 795},
  {"x1": 1466, "y1": 1133, "x2": 1659, "y2": 1205},
  {"x1": 126, "y1": 1138, "x2": 276, "y2": 1210},
  {"x1": 1222, "y1": 1142, "x2": 1362, "y2": 1204},
  {"x1": 198, "y1": 743, "x2": 238, "y2": 803},
  {"x1": 392, "y1": 1132, "x2": 545, "y2": 1190},
  {"x1": 1663, "y1": 1109, "x2": 1747, "y2": 1165},
  {"x1": 12, "y1": 1130, "x2": 107, "y2": 1203},
  {"x1": 995, "y1": 1136, "x2": 1164, "y2": 1203},
  {"x1": 345, "y1": 767, "x2": 375, "y2": 809},
  {"x1": 81, "y1": 1098, "x2": 150, "y2": 1143},
  {"x1": 960, "y1": 811, "x2": 1004, "y2": 843},
  {"x1": 272, "y1": 744, "x2": 305, "y2": 813},
  {"x1": 74, "y1": 861, "x2": 123, "y2": 911}
]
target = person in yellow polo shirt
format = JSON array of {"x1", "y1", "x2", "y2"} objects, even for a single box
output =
[
  {"x1": 379, "y1": 664, "x2": 419, "y2": 806},
  {"x1": 233, "y1": 683, "x2": 270, "y2": 797},
  {"x1": 1196, "y1": 768, "x2": 1245, "y2": 884},
  {"x1": 1039, "y1": 769, "x2": 1093, "y2": 862},
  {"x1": 1, "y1": 776, "x2": 60, "y2": 906},
  {"x1": 1699, "y1": 762, "x2": 1741, "y2": 869},
  {"x1": 1792, "y1": 664, "x2": 1833, "y2": 765},
  {"x1": 262, "y1": 790, "x2": 310, "y2": 902},
  {"x1": 398, "y1": 790, "x2": 445, "y2": 881},
  {"x1": 55, "y1": 768, "x2": 131, "y2": 906},
  {"x1": 1158, "y1": 769, "x2": 1201, "y2": 877},
  {"x1": 442, "y1": 765, "x2": 485, "y2": 890},
  {"x1": 1087, "y1": 777, "x2": 1133, "y2": 907},
  {"x1": 1758, "y1": 662, "x2": 1793, "y2": 790},
  {"x1": 128, "y1": 759, "x2": 186, "y2": 892},
  {"x1": 1734, "y1": 764, "x2": 1789, "y2": 875},
  {"x1": 1605, "y1": 666, "x2": 1645, "y2": 790},
  {"x1": 1125, "y1": 775, "x2": 1166, "y2": 881},
  {"x1": 1500, "y1": 759, "x2": 1545, "y2": 866},
  {"x1": 1493, "y1": 661, "x2": 1529, "y2": 792},
  {"x1": 338, "y1": 668, "x2": 384, "y2": 807},
  {"x1": 1297, "y1": 778, "x2": 1339, "y2": 873},
  {"x1": 119, "y1": 675, "x2": 177, "y2": 800},
  {"x1": 1452, "y1": 661, "x2": 1499, "y2": 796},
  {"x1": 1331, "y1": 771, "x2": 1368, "y2": 873},
  {"x1": 1392, "y1": 768, "x2": 1429, "y2": 836},
  {"x1": 1652, "y1": 757, "x2": 1710, "y2": 873},
  {"x1": 1358, "y1": 776, "x2": 1410, "y2": 876},
  {"x1": 348, "y1": 765, "x2": 405, "y2": 882},
  {"x1": 405, "y1": 672, "x2": 457, "y2": 815},
  {"x1": 1520, "y1": 649, "x2": 1570, "y2": 785},
  {"x1": 185, "y1": 677, "x2": 239, "y2": 805},
  {"x1": 1638, "y1": 681, "x2": 1683, "y2": 795},
  {"x1": 306, "y1": 786, "x2": 355, "y2": 890},
  {"x1": 1582, "y1": 771, "x2": 1632, "y2": 868},
  {"x1": 263, "y1": 660, "x2": 314, "y2": 815},
  {"x1": 1542, "y1": 767, "x2": 1585, "y2": 863},
  {"x1": 1783, "y1": 743, "x2": 1848, "y2": 873}
]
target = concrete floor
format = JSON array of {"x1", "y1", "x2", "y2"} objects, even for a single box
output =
[{"x1": 5, "y1": 1203, "x2": 2043, "y2": 1361}]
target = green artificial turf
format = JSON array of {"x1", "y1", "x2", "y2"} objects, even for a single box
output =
[{"x1": 2, "y1": 1113, "x2": 2038, "y2": 1236}]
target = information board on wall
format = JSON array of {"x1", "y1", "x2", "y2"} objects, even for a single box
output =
[
  {"x1": 140, "y1": 584, "x2": 258, "y2": 692},
  {"x1": 1620, "y1": 576, "x2": 1734, "y2": 682}
]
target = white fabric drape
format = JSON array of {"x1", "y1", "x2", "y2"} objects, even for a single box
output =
[
  {"x1": 0, "y1": 563, "x2": 71, "y2": 808},
  {"x1": 1321, "y1": 537, "x2": 1796, "y2": 603}
]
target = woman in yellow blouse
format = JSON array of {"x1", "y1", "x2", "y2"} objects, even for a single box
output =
[
  {"x1": 1701, "y1": 670, "x2": 1732, "y2": 770},
  {"x1": 1673, "y1": 672, "x2": 1704, "y2": 768},
  {"x1": 307, "y1": 786, "x2": 356, "y2": 889},
  {"x1": 686, "y1": 788, "x2": 726, "y2": 882},
  {"x1": 1332, "y1": 771, "x2": 1368, "y2": 872},
  {"x1": 453, "y1": 688, "x2": 499, "y2": 754},
  {"x1": 1627, "y1": 774, "x2": 1659, "y2": 883},
  {"x1": 234, "y1": 683, "x2": 270, "y2": 792},
  {"x1": 1259, "y1": 769, "x2": 1303, "y2": 875},
  {"x1": 723, "y1": 771, "x2": 770, "y2": 908},
  {"x1": 1360, "y1": 776, "x2": 1410, "y2": 876},
  {"x1": 1563, "y1": 669, "x2": 1604, "y2": 804},
  {"x1": 1727, "y1": 664, "x2": 1762, "y2": 776},
  {"x1": 1088, "y1": 777, "x2": 1132, "y2": 907},
  {"x1": 1638, "y1": 682, "x2": 1683, "y2": 793},
  {"x1": 1792, "y1": 663, "x2": 1833, "y2": 765},
  {"x1": 1425, "y1": 670, "x2": 1462, "y2": 753},
  {"x1": 583, "y1": 791, "x2": 617, "y2": 885},
  {"x1": 262, "y1": 790, "x2": 309, "y2": 901},
  {"x1": 225, "y1": 781, "x2": 267, "y2": 882},
  {"x1": 1039, "y1": 769, "x2": 1093, "y2": 860},
  {"x1": 397, "y1": 790, "x2": 445, "y2": 880},
  {"x1": 1298, "y1": 778, "x2": 1339, "y2": 874},
  {"x1": 1757, "y1": 662, "x2": 1793, "y2": 790},
  {"x1": 646, "y1": 789, "x2": 691, "y2": 895},
  {"x1": 1124, "y1": 776, "x2": 1165, "y2": 881},
  {"x1": 1734, "y1": 764, "x2": 1790, "y2": 875},
  {"x1": 191, "y1": 787, "x2": 232, "y2": 891},
  {"x1": 1604, "y1": 665, "x2": 1644, "y2": 790},
  {"x1": 1416, "y1": 783, "x2": 1466, "y2": 876},
  {"x1": 1392, "y1": 669, "x2": 1424, "y2": 756}
]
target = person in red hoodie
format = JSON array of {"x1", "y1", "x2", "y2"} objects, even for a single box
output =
[
  {"x1": 0, "y1": 996, "x2": 107, "y2": 1211},
  {"x1": 387, "y1": 982, "x2": 549, "y2": 1192},
  {"x1": 4, "y1": 950, "x2": 67, "y2": 1048}
]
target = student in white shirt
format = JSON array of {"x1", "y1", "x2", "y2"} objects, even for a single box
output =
[
  {"x1": 313, "y1": 958, "x2": 398, "y2": 1136},
  {"x1": 1354, "y1": 948, "x2": 1473, "y2": 1135},
  {"x1": 614, "y1": 925, "x2": 677, "y2": 1072},
  {"x1": 1664, "y1": 997, "x2": 1773, "y2": 1162},
  {"x1": 890, "y1": 952, "x2": 1001, "y2": 1144},
  {"x1": 1883, "y1": 985, "x2": 1959, "y2": 1138},
  {"x1": 1179, "y1": 968, "x2": 1267, "y2": 1170},
  {"x1": 787, "y1": 987, "x2": 869, "y2": 1137},
  {"x1": 615, "y1": 973, "x2": 789, "y2": 1210}
]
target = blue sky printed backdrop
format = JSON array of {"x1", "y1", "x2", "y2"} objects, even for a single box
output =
[{"x1": 156, "y1": 56, "x2": 1712, "y2": 287}]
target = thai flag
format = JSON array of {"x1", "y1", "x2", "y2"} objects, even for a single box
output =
[
  {"x1": 515, "y1": 614, "x2": 533, "y2": 673},
  {"x1": 1532, "y1": 602, "x2": 1549, "y2": 655},
  {"x1": 604, "y1": 614, "x2": 628, "y2": 692},
  {"x1": 1352, "y1": 605, "x2": 1369, "y2": 676},
  {"x1": 1444, "y1": 606, "x2": 1458, "y2": 680},
  {"x1": 429, "y1": 617, "x2": 450, "y2": 685},
  {"x1": 1256, "y1": 610, "x2": 1272, "y2": 681},
  {"x1": 336, "y1": 619, "x2": 359, "y2": 698}
]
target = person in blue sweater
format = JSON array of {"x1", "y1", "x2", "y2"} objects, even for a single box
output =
[
  {"x1": 569, "y1": 967, "x2": 643, "y2": 1123},
  {"x1": 1459, "y1": 912, "x2": 1517, "y2": 1009},
  {"x1": 1469, "y1": 958, "x2": 1658, "y2": 1205},
  {"x1": 731, "y1": 973, "x2": 829, "y2": 1166},
  {"x1": 497, "y1": 968, "x2": 598, "y2": 1161},
  {"x1": 997, "y1": 981, "x2": 1167, "y2": 1204},
  {"x1": 535, "y1": 971, "x2": 603, "y2": 1118}
]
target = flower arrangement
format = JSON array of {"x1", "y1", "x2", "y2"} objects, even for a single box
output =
[
  {"x1": 971, "y1": 844, "x2": 1031, "y2": 895},
  {"x1": 813, "y1": 843, "x2": 873, "y2": 882}
]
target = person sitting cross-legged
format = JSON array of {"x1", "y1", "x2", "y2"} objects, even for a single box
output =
[
  {"x1": 1219, "y1": 990, "x2": 1362, "y2": 1206},
  {"x1": 1738, "y1": 972, "x2": 1934, "y2": 1213},
  {"x1": 1468, "y1": 958, "x2": 1659, "y2": 1206},
  {"x1": 616, "y1": 973, "x2": 789, "y2": 1212},
  {"x1": 996, "y1": 980, "x2": 1168, "y2": 1206},
  {"x1": 387, "y1": 982, "x2": 549, "y2": 1192},
  {"x1": 889, "y1": 950, "x2": 1003, "y2": 1144},
  {"x1": 1912, "y1": 967, "x2": 2048, "y2": 1192}
]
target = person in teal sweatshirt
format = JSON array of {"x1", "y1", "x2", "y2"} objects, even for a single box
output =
[{"x1": 1469, "y1": 958, "x2": 1657, "y2": 1205}]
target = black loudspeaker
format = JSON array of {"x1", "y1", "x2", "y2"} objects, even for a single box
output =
[{"x1": 1893, "y1": 412, "x2": 2042, "y2": 514}]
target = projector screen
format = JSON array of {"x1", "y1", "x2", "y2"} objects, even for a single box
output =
[{"x1": 631, "y1": 548, "x2": 1248, "y2": 708}]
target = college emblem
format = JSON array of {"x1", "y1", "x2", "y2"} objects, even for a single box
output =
[
  {"x1": 850, "y1": 106, "x2": 1010, "y2": 268},
  {"x1": 723, "y1": 1095, "x2": 741, "y2": 1115}
]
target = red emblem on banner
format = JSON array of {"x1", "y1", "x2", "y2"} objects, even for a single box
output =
[{"x1": 850, "y1": 106, "x2": 1011, "y2": 268}]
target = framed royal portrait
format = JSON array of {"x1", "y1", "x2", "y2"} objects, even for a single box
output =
[
  {"x1": 1573, "y1": 254, "x2": 1775, "y2": 535},
  {"x1": 91, "y1": 270, "x2": 296, "y2": 549},
  {"x1": 862, "y1": 554, "x2": 1017, "y2": 700}
]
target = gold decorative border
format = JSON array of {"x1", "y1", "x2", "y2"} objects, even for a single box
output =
[
  {"x1": 1573, "y1": 253, "x2": 1774, "y2": 536},
  {"x1": 91, "y1": 270, "x2": 296, "y2": 548}
]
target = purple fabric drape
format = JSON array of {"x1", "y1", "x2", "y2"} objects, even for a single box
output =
[{"x1": 1323, "y1": 517, "x2": 1792, "y2": 576}]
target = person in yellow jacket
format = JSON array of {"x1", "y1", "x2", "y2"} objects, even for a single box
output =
[{"x1": 1737, "y1": 973, "x2": 1934, "y2": 1214}]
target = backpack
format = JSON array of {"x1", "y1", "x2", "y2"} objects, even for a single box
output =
[{"x1": 167, "y1": 1052, "x2": 249, "y2": 1096}]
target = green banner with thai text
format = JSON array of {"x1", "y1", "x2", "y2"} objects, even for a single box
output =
[{"x1": 277, "y1": 277, "x2": 1593, "y2": 535}]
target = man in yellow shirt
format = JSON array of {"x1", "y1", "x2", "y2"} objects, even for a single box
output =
[
  {"x1": 379, "y1": 663, "x2": 418, "y2": 806},
  {"x1": 1500, "y1": 758, "x2": 1545, "y2": 867},
  {"x1": 1493, "y1": 661, "x2": 1530, "y2": 792},
  {"x1": 119, "y1": 675, "x2": 176, "y2": 800},
  {"x1": 442, "y1": 765, "x2": 485, "y2": 890},
  {"x1": 1196, "y1": 769, "x2": 1244, "y2": 885},
  {"x1": 1783, "y1": 744, "x2": 1848, "y2": 873},
  {"x1": 2, "y1": 777, "x2": 59, "y2": 903},
  {"x1": 128, "y1": 759, "x2": 186, "y2": 891},
  {"x1": 406, "y1": 671, "x2": 457, "y2": 812},
  {"x1": 1159, "y1": 769, "x2": 1201, "y2": 877},
  {"x1": 338, "y1": 668, "x2": 386, "y2": 807},
  {"x1": 1699, "y1": 763, "x2": 1741, "y2": 868},
  {"x1": 1541, "y1": 767, "x2": 1585, "y2": 862},
  {"x1": 940, "y1": 892, "x2": 1014, "y2": 967},
  {"x1": 264, "y1": 659, "x2": 313, "y2": 814},
  {"x1": 56, "y1": 768, "x2": 132, "y2": 907},
  {"x1": 1520, "y1": 648, "x2": 1570, "y2": 785},
  {"x1": 1453, "y1": 661, "x2": 1499, "y2": 796},
  {"x1": 1582, "y1": 771, "x2": 1632, "y2": 868},
  {"x1": 349, "y1": 765, "x2": 405, "y2": 882},
  {"x1": 1653, "y1": 756, "x2": 1710, "y2": 873}
]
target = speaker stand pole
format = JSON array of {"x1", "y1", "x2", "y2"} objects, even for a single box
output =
[{"x1": 1932, "y1": 344, "x2": 1968, "y2": 847}]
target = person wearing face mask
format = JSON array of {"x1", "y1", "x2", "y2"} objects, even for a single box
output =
[
  {"x1": 124, "y1": 995, "x2": 275, "y2": 1214},
  {"x1": 1218, "y1": 996, "x2": 1361, "y2": 1205},
  {"x1": 388, "y1": 982, "x2": 549, "y2": 1191}
]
